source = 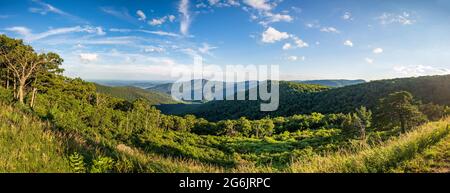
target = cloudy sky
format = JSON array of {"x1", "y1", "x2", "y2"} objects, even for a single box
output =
[{"x1": 1, "y1": 0, "x2": 450, "y2": 81}]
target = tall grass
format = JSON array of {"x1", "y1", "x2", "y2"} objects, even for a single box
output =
[
  {"x1": 288, "y1": 118, "x2": 450, "y2": 173},
  {"x1": 0, "y1": 105, "x2": 72, "y2": 172}
]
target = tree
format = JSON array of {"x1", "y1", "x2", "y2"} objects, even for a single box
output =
[
  {"x1": 352, "y1": 106, "x2": 372, "y2": 140},
  {"x1": 0, "y1": 35, "x2": 62, "y2": 104},
  {"x1": 235, "y1": 117, "x2": 252, "y2": 137},
  {"x1": 374, "y1": 91, "x2": 426, "y2": 132},
  {"x1": 419, "y1": 103, "x2": 445, "y2": 121}
]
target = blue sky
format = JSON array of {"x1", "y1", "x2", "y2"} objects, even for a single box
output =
[{"x1": 1, "y1": 0, "x2": 450, "y2": 81}]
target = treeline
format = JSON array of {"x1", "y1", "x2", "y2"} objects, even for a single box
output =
[{"x1": 173, "y1": 75, "x2": 450, "y2": 121}]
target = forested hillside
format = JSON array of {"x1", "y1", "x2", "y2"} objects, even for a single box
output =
[
  {"x1": 294, "y1": 79, "x2": 366, "y2": 87},
  {"x1": 95, "y1": 84, "x2": 179, "y2": 105},
  {"x1": 171, "y1": 75, "x2": 450, "y2": 121}
]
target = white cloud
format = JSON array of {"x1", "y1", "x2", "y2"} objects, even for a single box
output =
[
  {"x1": 365, "y1": 58, "x2": 374, "y2": 64},
  {"x1": 149, "y1": 15, "x2": 176, "y2": 26},
  {"x1": 243, "y1": 0, "x2": 272, "y2": 11},
  {"x1": 168, "y1": 15, "x2": 176, "y2": 22},
  {"x1": 259, "y1": 12, "x2": 293, "y2": 26},
  {"x1": 344, "y1": 40, "x2": 353, "y2": 47},
  {"x1": 109, "y1": 28, "x2": 180, "y2": 37},
  {"x1": 79, "y1": 53, "x2": 98, "y2": 62},
  {"x1": 261, "y1": 27, "x2": 289, "y2": 43},
  {"x1": 101, "y1": 7, "x2": 136, "y2": 24},
  {"x1": 29, "y1": 0, "x2": 86, "y2": 23},
  {"x1": 136, "y1": 10, "x2": 146, "y2": 21},
  {"x1": 320, "y1": 27, "x2": 340, "y2": 33},
  {"x1": 291, "y1": 36, "x2": 308, "y2": 48},
  {"x1": 282, "y1": 43, "x2": 292, "y2": 50},
  {"x1": 394, "y1": 65, "x2": 450, "y2": 76},
  {"x1": 373, "y1": 48, "x2": 383, "y2": 54},
  {"x1": 139, "y1": 30, "x2": 181, "y2": 37},
  {"x1": 142, "y1": 46, "x2": 165, "y2": 53},
  {"x1": 5, "y1": 25, "x2": 106, "y2": 42},
  {"x1": 287, "y1": 55, "x2": 305, "y2": 62},
  {"x1": 179, "y1": 0, "x2": 191, "y2": 36},
  {"x1": 376, "y1": 12, "x2": 416, "y2": 25},
  {"x1": 198, "y1": 43, "x2": 217, "y2": 54},
  {"x1": 342, "y1": 12, "x2": 353, "y2": 20},
  {"x1": 149, "y1": 18, "x2": 166, "y2": 26}
]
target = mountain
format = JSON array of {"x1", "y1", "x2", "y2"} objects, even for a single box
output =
[
  {"x1": 95, "y1": 84, "x2": 179, "y2": 105},
  {"x1": 158, "y1": 81, "x2": 329, "y2": 120},
  {"x1": 146, "y1": 79, "x2": 259, "y2": 101},
  {"x1": 160, "y1": 75, "x2": 450, "y2": 121},
  {"x1": 89, "y1": 80, "x2": 172, "y2": 89},
  {"x1": 294, "y1": 79, "x2": 366, "y2": 87}
]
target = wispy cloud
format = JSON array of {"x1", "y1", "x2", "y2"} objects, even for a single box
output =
[
  {"x1": 136, "y1": 10, "x2": 146, "y2": 21},
  {"x1": 376, "y1": 12, "x2": 416, "y2": 25},
  {"x1": 5, "y1": 26, "x2": 105, "y2": 42},
  {"x1": 29, "y1": 0, "x2": 87, "y2": 24},
  {"x1": 149, "y1": 15, "x2": 176, "y2": 26},
  {"x1": 394, "y1": 65, "x2": 450, "y2": 76},
  {"x1": 100, "y1": 7, "x2": 136, "y2": 24},
  {"x1": 320, "y1": 27, "x2": 340, "y2": 33},
  {"x1": 179, "y1": 0, "x2": 192, "y2": 36},
  {"x1": 109, "y1": 28, "x2": 181, "y2": 37}
]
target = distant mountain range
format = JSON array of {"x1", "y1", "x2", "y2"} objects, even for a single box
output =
[
  {"x1": 293, "y1": 79, "x2": 366, "y2": 87},
  {"x1": 158, "y1": 75, "x2": 450, "y2": 121}
]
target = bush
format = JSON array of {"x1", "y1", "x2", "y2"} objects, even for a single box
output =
[{"x1": 90, "y1": 156, "x2": 115, "y2": 173}]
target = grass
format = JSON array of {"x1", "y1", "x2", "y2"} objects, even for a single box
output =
[
  {"x1": 394, "y1": 131, "x2": 450, "y2": 173},
  {"x1": 0, "y1": 104, "x2": 71, "y2": 173},
  {"x1": 287, "y1": 118, "x2": 450, "y2": 173}
]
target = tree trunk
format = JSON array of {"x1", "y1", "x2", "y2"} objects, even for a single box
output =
[
  {"x1": 30, "y1": 87, "x2": 37, "y2": 108},
  {"x1": 18, "y1": 79, "x2": 26, "y2": 104},
  {"x1": 13, "y1": 80, "x2": 16, "y2": 99}
]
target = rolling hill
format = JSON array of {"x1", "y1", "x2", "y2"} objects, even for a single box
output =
[
  {"x1": 95, "y1": 84, "x2": 179, "y2": 105},
  {"x1": 294, "y1": 79, "x2": 366, "y2": 87},
  {"x1": 160, "y1": 75, "x2": 450, "y2": 121}
]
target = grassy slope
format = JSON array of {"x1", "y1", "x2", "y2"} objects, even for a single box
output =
[
  {"x1": 0, "y1": 102, "x2": 222, "y2": 173},
  {"x1": 0, "y1": 104, "x2": 71, "y2": 172},
  {"x1": 95, "y1": 84, "x2": 179, "y2": 105},
  {"x1": 288, "y1": 118, "x2": 450, "y2": 173},
  {"x1": 395, "y1": 132, "x2": 450, "y2": 173}
]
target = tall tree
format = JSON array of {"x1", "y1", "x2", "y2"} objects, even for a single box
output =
[
  {"x1": 0, "y1": 35, "x2": 62, "y2": 104},
  {"x1": 374, "y1": 91, "x2": 426, "y2": 132},
  {"x1": 352, "y1": 106, "x2": 372, "y2": 140}
]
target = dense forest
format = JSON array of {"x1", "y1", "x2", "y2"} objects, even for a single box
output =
[
  {"x1": 163, "y1": 75, "x2": 450, "y2": 121},
  {"x1": 95, "y1": 84, "x2": 179, "y2": 105},
  {"x1": 1, "y1": 34, "x2": 449, "y2": 173}
]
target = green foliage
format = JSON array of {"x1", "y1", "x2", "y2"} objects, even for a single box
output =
[
  {"x1": 69, "y1": 152, "x2": 86, "y2": 173},
  {"x1": 374, "y1": 91, "x2": 427, "y2": 132},
  {"x1": 420, "y1": 103, "x2": 446, "y2": 121},
  {"x1": 90, "y1": 156, "x2": 115, "y2": 173},
  {"x1": 95, "y1": 84, "x2": 178, "y2": 105}
]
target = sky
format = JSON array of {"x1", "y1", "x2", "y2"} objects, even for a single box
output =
[{"x1": 1, "y1": 0, "x2": 450, "y2": 81}]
